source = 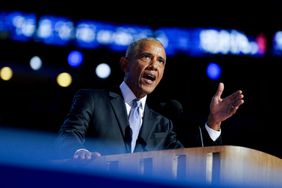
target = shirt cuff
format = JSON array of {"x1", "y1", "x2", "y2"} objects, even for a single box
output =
[
  {"x1": 75, "y1": 148, "x2": 90, "y2": 153},
  {"x1": 205, "y1": 123, "x2": 221, "y2": 141}
]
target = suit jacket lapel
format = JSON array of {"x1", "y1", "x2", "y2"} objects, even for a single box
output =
[
  {"x1": 108, "y1": 89, "x2": 132, "y2": 153},
  {"x1": 138, "y1": 104, "x2": 156, "y2": 143},
  {"x1": 108, "y1": 89, "x2": 156, "y2": 153},
  {"x1": 109, "y1": 90, "x2": 129, "y2": 136}
]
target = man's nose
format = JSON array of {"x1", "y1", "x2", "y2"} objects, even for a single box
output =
[{"x1": 149, "y1": 57, "x2": 160, "y2": 69}]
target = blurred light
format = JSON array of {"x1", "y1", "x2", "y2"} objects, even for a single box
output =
[
  {"x1": 155, "y1": 30, "x2": 169, "y2": 48},
  {"x1": 37, "y1": 19, "x2": 52, "y2": 38},
  {"x1": 206, "y1": 62, "x2": 221, "y2": 80},
  {"x1": 155, "y1": 28, "x2": 180, "y2": 56},
  {"x1": 30, "y1": 56, "x2": 42, "y2": 70},
  {"x1": 273, "y1": 31, "x2": 282, "y2": 55},
  {"x1": 56, "y1": 72, "x2": 72, "y2": 87},
  {"x1": 200, "y1": 29, "x2": 260, "y2": 55},
  {"x1": 110, "y1": 25, "x2": 153, "y2": 51},
  {"x1": 95, "y1": 24, "x2": 115, "y2": 45},
  {"x1": 113, "y1": 28, "x2": 134, "y2": 46},
  {"x1": 96, "y1": 63, "x2": 111, "y2": 79},
  {"x1": 37, "y1": 16, "x2": 74, "y2": 45},
  {"x1": 230, "y1": 30, "x2": 251, "y2": 54},
  {"x1": 96, "y1": 29, "x2": 114, "y2": 44},
  {"x1": 155, "y1": 28, "x2": 202, "y2": 56},
  {"x1": 55, "y1": 21, "x2": 74, "y2": 40},
  {"x1": 77, "y1": 21, "x2": 153, "y2": 51},
  {"x1": 0, "y1": 13, "x2": 10, "y2": 40},
  {"x1": 0, "y1": 10, "x2": 266, "y2": 57},
  {"x1": 274, "y1": 31, "x2": 282, "y2": 48},
  {"x1": 68, "y1": 50, "x2": 83, "y2": 67},
  {"x1": 8, "y1": 12, "x2": 36, "y2": 41},
  {"x1": 76, "y1": 21, "x2": 98, "y2": 48},
  {"x1": 200, "y1": 29, "x2": 229, "y2": 54},
  {"x1": 0, "y1": 66, "x2": 13, "y2": 81}
]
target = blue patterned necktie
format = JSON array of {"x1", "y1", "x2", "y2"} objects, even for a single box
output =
[{"x1": 128, "y1": 99, "x2": 142, "y2": 153}]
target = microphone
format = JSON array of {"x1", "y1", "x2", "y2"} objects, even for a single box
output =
[
  {"x1": 124, "y1": 126, "x2": 132, "y2": 153},
  {"x1": 159, "y1": 99, "x2": 183, "y2": 121},
  {"x1": 198, "y1": 126, "x2": 204, "y2": 147},
  {"x1": 135, "y1": 137, "x2": 147, "y2": 152},
  {"x1": 158, "y1": 99, "x2": 204, "y2": 147}
]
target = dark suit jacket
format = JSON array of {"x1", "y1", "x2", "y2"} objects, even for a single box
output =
[{"x1": 57, "y1": 88, "x2": 221, "y2": 158}]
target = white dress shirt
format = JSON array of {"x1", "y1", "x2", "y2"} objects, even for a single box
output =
[
  {"x1": 120, "y1": 81, "x2": 146, "y2": 152},
  {"x1": 119, "y1": 81, "x2": 220, "y2": 148}
]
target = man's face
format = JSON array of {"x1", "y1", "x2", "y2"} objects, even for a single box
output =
[{"x1": 123, "y1": 40, "x2": 166, "y2": 98}]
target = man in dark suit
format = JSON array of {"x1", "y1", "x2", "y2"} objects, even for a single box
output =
[{"x1": 57, "y1": 38, "x2": 244, "y2": 159}]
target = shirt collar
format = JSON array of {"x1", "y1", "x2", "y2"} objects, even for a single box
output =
[{"x1": 120, "y1": 81, "x2": 146, "y2": 110}]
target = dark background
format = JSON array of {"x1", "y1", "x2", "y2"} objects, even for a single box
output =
[{"x1": 1, "y1": 0, "x2": 282, "y2": 158}]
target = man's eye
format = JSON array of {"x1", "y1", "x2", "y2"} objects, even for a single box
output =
[
  {"x1": 158, "y1": 59, "x2": 165, "y2": 65},
  {"x1": 140, "y1": 55, "x2": 151, "y2": 61}
]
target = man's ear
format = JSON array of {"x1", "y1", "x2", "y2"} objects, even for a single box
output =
[{"x1": 119, "y1": 57, "x2": 128, "y2": 72}]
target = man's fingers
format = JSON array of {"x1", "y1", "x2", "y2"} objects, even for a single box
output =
[
  {"x1": 73, "y1": 150, "x2": 102, "y2": 160},
  {"x1": 73, "y1": 149, "x2": 92, "y2": 160},
  {"x1": 230, "y1": 91, "x2": 244, "y2": 106},
  {"x1": 215, "y1": 82, "x2": 224, "y2": 98},
  {"x1": 91, "y1": 152, "x2": 102, "y2": 158}
]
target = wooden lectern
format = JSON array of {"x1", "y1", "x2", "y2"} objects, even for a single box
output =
[{"x1": 69, "y1": 145, "x2": 282, "y2": 187}]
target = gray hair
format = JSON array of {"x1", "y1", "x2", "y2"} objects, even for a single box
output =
[{"x1": 125, "y1": 37, "x2": 164, "y2": 58}]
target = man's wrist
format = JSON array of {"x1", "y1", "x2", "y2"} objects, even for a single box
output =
[
  {"x1": 207, "y1": 114, "x2": 221, "y2": 130},
  {"x1": 205, "y1": 123, "x2": 221, "y2": 141}
]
